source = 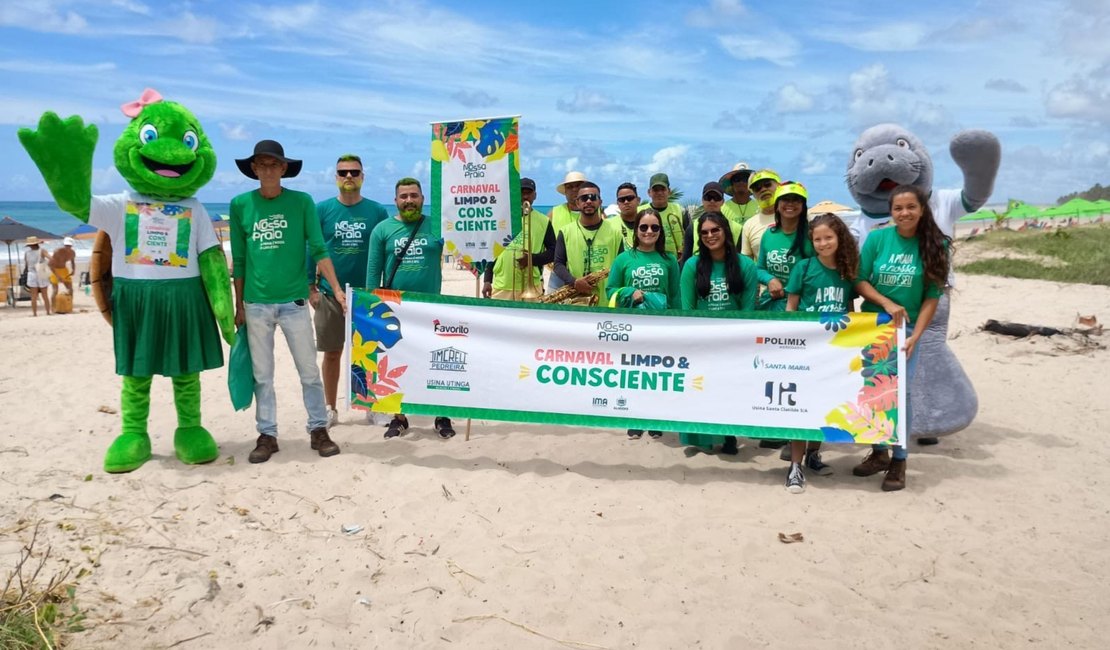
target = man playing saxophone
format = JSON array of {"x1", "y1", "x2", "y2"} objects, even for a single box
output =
[{"x1": 550, "y1": 182, "x2": 624, "y2": 305}]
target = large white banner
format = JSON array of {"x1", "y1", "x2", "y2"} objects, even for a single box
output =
[{"x1": 349, "y1": 290, "x2": 906, "y2": 445}]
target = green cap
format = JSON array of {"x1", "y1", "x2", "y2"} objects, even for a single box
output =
[{"x1": 649, "y1": 173, "x2": 670, "y2": 189}]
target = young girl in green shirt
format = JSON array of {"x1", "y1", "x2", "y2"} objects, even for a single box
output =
[
  {"x1": 756, "y1": 182, "x2": 814, "y2": 311},
  {"x1": 782, "y1": 213, "x2": 860, "y2": 493}
]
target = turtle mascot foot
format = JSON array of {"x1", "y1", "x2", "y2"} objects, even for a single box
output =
[
  {"x1": 19, "y1": 89, "x2": 235, "y2": 473},
  {"x1": 846, "y1": 123, "x2": 1000, "y2": 439}
]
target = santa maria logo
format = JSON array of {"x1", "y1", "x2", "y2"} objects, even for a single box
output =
[
  {"x1": 753, "y1": 356, "x2": 811, "y2": 372},
  {"x1": 755, "y1": 335, "x2": 807, "y2": 350},
  {"x1": 433, "y1": 319, "x2": 470, "y2": 337},
  {"x1": 429, "y1": 347, "x2": 467, "y2": 372}
]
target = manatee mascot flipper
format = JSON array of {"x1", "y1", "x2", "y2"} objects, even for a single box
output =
[
  {"x1": 18, "y1": 89, "x2": 235, "y2": 472},
  {"x1": 846, "y1": 124, "x2": 1001, "y2": 438}
]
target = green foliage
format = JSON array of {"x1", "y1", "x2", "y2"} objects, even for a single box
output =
[
  {"x1": 1, "y1": 525, "x2": 87, "y2": 649},
  {"x1": 1057, "y1": 182, "x2": 1110, "y2": 205},
  {"x1": 958, "y1": 225, "x2": 1110, "y2": 285}
]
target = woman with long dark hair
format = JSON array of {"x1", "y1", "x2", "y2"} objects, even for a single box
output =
[
  {"x1": 678, "y1": 211, "x2": 758, "y2": 455},
  {"x1": 852, "y1": 184, "x2": 950, "y2": 491}
]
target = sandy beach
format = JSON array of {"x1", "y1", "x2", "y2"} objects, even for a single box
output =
[{"x1": 2, "y1": 265, "x2": 1108, "y2": 649}]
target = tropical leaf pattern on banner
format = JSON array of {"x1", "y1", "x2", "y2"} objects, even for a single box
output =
[
  {"x1": 432, "y1": 118, "x2": 518, "y2": 163},
  {"x1": 823, "y1": 314, "x2": 901, "y2": 445},
  {"x1": 350, "y1": 291, "x2": 407, "y2": 412}
]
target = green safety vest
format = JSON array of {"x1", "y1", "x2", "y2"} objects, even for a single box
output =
[
  {"x1": 688, "y1": 206, "x2": 743, "y2": 256},
  {"x1": 491, "y1": 210, "x2": 549, "y2": 292},
  {"x1": 550, "y1": 204, "x2": 579, "y2": 235},
  {"x1": 608, "y1": 215, "x2": 637, "y2": 248},
  {"x1": 721, "y1": 199, "x2": 759, "y2": 227},
  {"x1": 560, "y1": 218, "x2": 623, "y2": 301}
]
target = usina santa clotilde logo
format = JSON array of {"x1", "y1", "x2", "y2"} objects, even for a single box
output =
[{"x1": 433, "y1": 319, "x2": 470, "y2": 337}]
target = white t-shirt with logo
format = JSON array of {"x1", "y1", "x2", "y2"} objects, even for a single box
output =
[{"x1": 90, "y1": 191, "x2": 219, "y2": 280}]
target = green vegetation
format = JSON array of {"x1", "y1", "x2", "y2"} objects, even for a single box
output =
[
  {"x1": 1057, "y1": 182, "x2": 1110, "y2": 204},
  {"x1": 958, "y1": 226, "x2": 1110, "y2": 286},
  {"x1": 1, "y1": 525, "x2": 86, "y2": 649}
]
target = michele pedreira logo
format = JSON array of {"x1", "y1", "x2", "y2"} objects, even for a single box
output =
[{"x1": 433, "y1": 319, "x2": 470, "y2": 337}]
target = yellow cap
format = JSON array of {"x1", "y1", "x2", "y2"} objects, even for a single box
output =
[
  {"x1": 748, "y1": 169, "x2": 781, "y2": 187},
  {"x1": 773, "y1": 182, "x2": 808, "y2": 203}
]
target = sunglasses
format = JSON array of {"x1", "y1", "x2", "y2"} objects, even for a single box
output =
[
  {"x1": 699, "y1": 226, "x2": 723, "y2": 237},
  {"x1": 638, "y1": 223, "x2": 661, "y2": 232},
  {"x1": 578, "y1": 193, "x2": 600, "y2": 203},
  {"x1": 616, "y1": 195, "x2": 638, "y2": 203},
  {"x1": 337, "y1": 169, "x2": 362, "y2": 177},
  {"x1": 751, "y1": 180, "x2": 775, "y2": 191},
  {"x1": 703, "y1": 193, "x2": 723, "y2": 201}
]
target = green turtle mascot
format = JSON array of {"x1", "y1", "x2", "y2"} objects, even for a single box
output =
[{"x1": 19, "y1": 88, "x2": 235, "y2": 473}]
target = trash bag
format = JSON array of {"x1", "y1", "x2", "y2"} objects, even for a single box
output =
[{"x1": 227, "y1": 324, "x2": 255, "y2": 411}]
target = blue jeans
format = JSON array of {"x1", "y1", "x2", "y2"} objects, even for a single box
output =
[
  {"x1": 245, "y1": 301, "x2": 328, "y2": 437},
  {"x1": 874, "y1": 323, "x2": 916, "y2": 461}
]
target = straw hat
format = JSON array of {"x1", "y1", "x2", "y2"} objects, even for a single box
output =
[
  {"x1": 719, "y1": 162, "x2": 753, "y2": 194},
  {"x1": 556, "y1": 171, "x2": 590, "y2": 194},
  {"x1": 24, "y1": 236, "x2": 44, "y2": 246}
]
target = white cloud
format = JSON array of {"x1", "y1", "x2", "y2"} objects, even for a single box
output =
[
  {"x1": 799, "y1": 151, "x2": 828, "y2": 175},
  {"x1": 717, "y1": 32, "x2": 799, "y2": 66},
  {"x1": 556, "y1": 88, "x2": 632, "y2": 114},
  {"x1": 686, "y1": 0, "x2": 747, "y2": 28},
  {"x1": 0, "y1": 59, "x2": 115, "y2": 75},
  {"x1": 1046, "y1": 77, "x2": 1110, "y2": 125},
  {"x1": 849, "y1": 63, "x2": 898, "y2": 125},
  {"x1": 641, "y1": 145, "x2": 691, "y2": 178},
  {"x1": 816, "y1": 21, "x2": 929, "y2": 52},
  {"x1": 174, "y1": 11, "x2": 219, "y2": 45},
  {"x1": 219, "y1": 122, "x2": 251, "y2": 141},
  {"x1": 0, "y1": 2, "x2": 88, "y2": 34},
  {"x1": 256, "y1": 2, "x2": 322, "y2": 31},
  {"x1": 775, "y1": 84, "x2": 813, "y2": 113},
  {"x1": 110, "y1": 0, "x2": 150, "y2": 14},
  {"x1": 91, "y1": 165, "x2": 123, "y2": 193}
]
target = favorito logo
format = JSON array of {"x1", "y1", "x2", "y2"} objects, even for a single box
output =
[{"x1": 433, "y1": 319, "x2": 470, "y2": 337}]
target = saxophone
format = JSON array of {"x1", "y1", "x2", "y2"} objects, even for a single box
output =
[{"x1": 539, "y1": 269, "x2": 610, "y2": 305}]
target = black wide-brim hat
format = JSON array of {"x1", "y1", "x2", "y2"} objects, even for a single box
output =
[{"x1": 235, "y1": 139, "x2": 303, "y2": 179}]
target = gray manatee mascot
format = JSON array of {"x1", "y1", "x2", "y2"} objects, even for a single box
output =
[{"x1": 847, "y1": 124, "x2": 1001, "y2": 440}]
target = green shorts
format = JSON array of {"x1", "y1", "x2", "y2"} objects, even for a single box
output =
[{"x1": 313, "y1": 292, "x2": 345, "y2": 352}]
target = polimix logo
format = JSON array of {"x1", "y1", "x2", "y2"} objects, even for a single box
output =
[
  {"x1": 755, "y1": 335, "x2": 807, "y2": 350},
  {"x1": 433, "y1": 319, "x2": 470, "y2": 337}
]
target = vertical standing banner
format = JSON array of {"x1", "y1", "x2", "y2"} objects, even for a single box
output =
[
  {"x1": 429, "y1": 116, "x2": 521, "y2": 274},
  {"x1": 347, "y1": 290, "x2": 907, "y2": 447}
]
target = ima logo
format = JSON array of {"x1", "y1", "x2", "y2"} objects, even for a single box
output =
[{"x1": 433, "y1": 319, "x2": 470, "y2": 337}]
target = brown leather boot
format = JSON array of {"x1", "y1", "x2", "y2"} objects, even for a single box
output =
[
  {"x1": 882, "y1": 459, "x2": 906, "y2": 492},
  {"x1": 852, "y1": 448, "x2": 890, "y2": 476},
  {"x1": 249, "y1": 434, "x2": 279, "y2": 464},
  {"x1": 310, "y1": 427, "x2": 340, "y2": 457}
]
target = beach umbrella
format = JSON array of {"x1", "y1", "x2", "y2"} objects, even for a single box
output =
[
  {"x1": 1043, "y1": 198, "x2": 1099, "y2": 217},
  {"x1": 810, "y1": 200, "x2": 854, "y2": 213},
  {"x1": 65, "y1": 223, "x2": 98, "y2": 239},
  {"x1": 0, "y1": 216, "x2": 63, "y2": 300},
  {"x1": 1004, "y1": 203, "x2": 1043, "y2": 219}
]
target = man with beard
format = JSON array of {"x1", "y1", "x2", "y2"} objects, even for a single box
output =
[
  {"x1": 310, "y1": 154, "x2": 388, "y2": 429},
  {"x1": 738, "y1": 169, "x2": 781, "y2": 261},
  {"x1": 552, "y1": 182, "x2": 624, "y2": 304},
  {"x1": 365, "y1": 177, "x2": 455, "y2": 439}
]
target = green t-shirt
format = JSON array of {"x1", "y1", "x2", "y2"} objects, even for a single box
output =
[
  {"x1": 230, "y1": 188, "x2": 327, "y2": 304},
  {"x1": 858, "y1": 226, "x2": 943, "y2": 325},
  {"x1": 365, "y1": 217, "x2": 443, "y2": 293},
  {"x1": 311, "y1": 197, "x2": 388, "y2": 295},
  {"x1": 679, "y1": 255, "x2": 759, "y2": 311},
  {"x1": 756, "y1": 226, "x2": 815, "y2": 311},
  {"x1": 785, "y1": 257, "x2": 855, "y2": 313},
  {"x1": 605, "y1": 248, "x2": 681, "y2": 309},
  {"x1": 638, "y1": 202, "x2": 685, "y2": 256}
]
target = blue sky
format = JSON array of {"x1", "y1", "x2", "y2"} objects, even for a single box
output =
[{"x1": 1, "y1": 0, "x2": 1107, "y2": 208}]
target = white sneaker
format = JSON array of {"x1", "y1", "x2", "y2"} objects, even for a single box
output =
[
  {"x1": 785, "y1": 463, "x2": 806, "y2": 494},
  {"x1": 326, "y1": 407, "x2": 338, "y2": 431}
]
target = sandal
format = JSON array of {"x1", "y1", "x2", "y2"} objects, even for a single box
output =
[
  {"x1": 384, "y1": 416, "x2": 409, "y2": 439},
  {"x1": 434, "y1": 417, "x2": 456, "y2": 439}
]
